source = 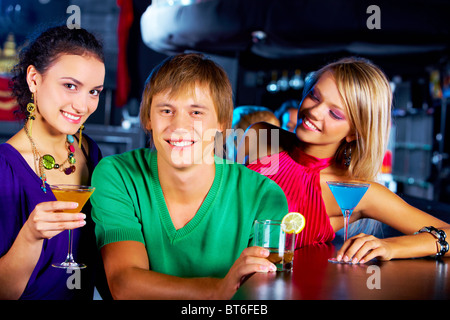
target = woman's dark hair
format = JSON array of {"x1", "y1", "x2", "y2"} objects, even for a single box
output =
[{"x1": 10, "y1": 25, "x2": 104, "y2": 117}]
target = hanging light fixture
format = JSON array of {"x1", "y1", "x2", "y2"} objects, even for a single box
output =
[
  {"x1": 266, "y1": 70, "x2": 279, "y2": 93},
  {"x1": 289, "y1": 69, "x2": 304, "y2": 90},
  {"x1": 278, "y1": 70, "x2": 289, "y2": 91}
]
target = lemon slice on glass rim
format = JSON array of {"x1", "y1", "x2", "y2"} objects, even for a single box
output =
[{"x1": 281, "y1": 212, "x2": 306, "y2": 234}]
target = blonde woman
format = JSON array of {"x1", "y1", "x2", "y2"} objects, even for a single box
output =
[{"x1": 239, "y1": 57, "x2": 449, "y2": 263}]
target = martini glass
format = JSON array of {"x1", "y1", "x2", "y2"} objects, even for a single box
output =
[
  {"x1": 327, "y1": 181, "x2": 369, "y2": 264},
  {"x1": 50, "y1": 184, "x2": 95, "y2": 269}
]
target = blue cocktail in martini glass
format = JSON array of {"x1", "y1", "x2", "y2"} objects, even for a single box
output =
[{"x1": 327, "y1": 181, "x2": 370, "y2": 263}]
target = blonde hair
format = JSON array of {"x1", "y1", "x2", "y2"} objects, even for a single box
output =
[
  {"x1": 140, "y1": 53, "x2": 233, "y2": 138},
  {"x1": 313, "y1": 57, "x2": 392, "y2": 181}
]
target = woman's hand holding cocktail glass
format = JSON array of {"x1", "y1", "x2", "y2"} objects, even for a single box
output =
[
  {"x1": 49, "y1": 184, "x2": 95, "y2": 269},
  {"x1": 335, "y1": 233, "x2": 394, "y2": 264},
  {"x1": 23, "y1": 200, "x2": 85, "y2": 242},
  {"x1": 327, "y1": 181, "x2": 371, "y2": 264}
]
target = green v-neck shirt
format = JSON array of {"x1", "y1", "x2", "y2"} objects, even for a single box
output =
[{"x1": 91, "y1": 149, "x2": 288, "y2": 278}]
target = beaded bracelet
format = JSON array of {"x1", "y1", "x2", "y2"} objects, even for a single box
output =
[{"x1": 415, "y1": 226, "x2": 449, "y2": 258}]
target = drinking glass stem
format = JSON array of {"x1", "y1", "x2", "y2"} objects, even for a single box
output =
[
  {"x1": 65, "y1": 229, "x2": 75, "y2": 263},
  {"x1": 343, "y1": 210, "x2": 351, "y2": 242}
]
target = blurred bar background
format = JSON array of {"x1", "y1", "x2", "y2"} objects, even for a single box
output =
[{"x1": 0, "y1": 0, "x2": 449, "y2": 209}]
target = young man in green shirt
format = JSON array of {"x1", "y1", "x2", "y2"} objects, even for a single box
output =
[{"x1": 91, "y1": 53, "x2": 288, "y2": 299}]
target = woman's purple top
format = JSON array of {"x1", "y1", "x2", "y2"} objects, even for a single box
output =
[{"x1": 0, "y1": 134, "x2": 104, "y2": 300}]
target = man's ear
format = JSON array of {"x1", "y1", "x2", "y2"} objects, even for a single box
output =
[
  {"x1": 217, "y1": 121, "x2": 226, "y2": 134},
  {"x1": 26, "y1": 65, "x2": 40, "y2": 93},
  {"x1": 145, "y1": 120, "x2": 152, "y2": 132}
]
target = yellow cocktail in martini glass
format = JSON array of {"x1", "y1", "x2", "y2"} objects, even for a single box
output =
[{"x1": 50, "y1": 184, "x2": 95, "y2": 269}]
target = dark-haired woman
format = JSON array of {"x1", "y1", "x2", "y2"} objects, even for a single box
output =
[{"x1": 0, "y1": 25, "x2": 107, "y2": 300}]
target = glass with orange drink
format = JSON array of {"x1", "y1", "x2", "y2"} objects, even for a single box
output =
[
  {"x1": 254, "y1": 213, "x2": 305, "y2": 271},
  {"x1": 50, "y1": 184, "x2": 95, "y2": 269}
]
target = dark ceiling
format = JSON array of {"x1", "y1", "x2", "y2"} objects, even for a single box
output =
[
  {"x1": 140, "y1": 0, "x2": 450, "y2": 74},
  {"x1": 147, "y1": 1, "x2": 448, "y2": 52}
]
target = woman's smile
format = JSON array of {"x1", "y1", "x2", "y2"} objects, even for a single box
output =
[
  {"x1": 61, "y1": 110, "x2": 82, "y2": 124},
  {"x1": 302, "y1": 117, "x2": 321, "y2": 132}
]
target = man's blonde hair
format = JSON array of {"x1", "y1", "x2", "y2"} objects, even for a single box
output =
[{"x1": 312, "y1": 57, "x2": 393, "y2": 181}]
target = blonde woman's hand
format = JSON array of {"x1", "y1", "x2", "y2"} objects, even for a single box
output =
[
  {"x1": 335, "y1": 233, "x2": 393, "y2": 264},
  {"x1": 23, "y1": 201, "x2": 86, "y2": 242}
]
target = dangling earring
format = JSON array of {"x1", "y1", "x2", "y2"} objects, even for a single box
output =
[
  {"x1": 26, "y1": 93, "x2": 36, "y2": 134},
  {"x1": 344, "y1": 144, "x2": 352, "y2": 166},
  {"x1": 78, "y1": 123, "x2": 85, "y2": 148}
]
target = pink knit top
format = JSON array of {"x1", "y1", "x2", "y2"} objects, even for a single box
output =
[{"x1": 247, "y1": 150, "x2": 335, "y2": 248}]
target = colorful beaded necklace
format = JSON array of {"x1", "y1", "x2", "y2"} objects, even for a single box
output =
[{"x1": 24, "y1": 124, "x2": 76, "y2": 193}]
